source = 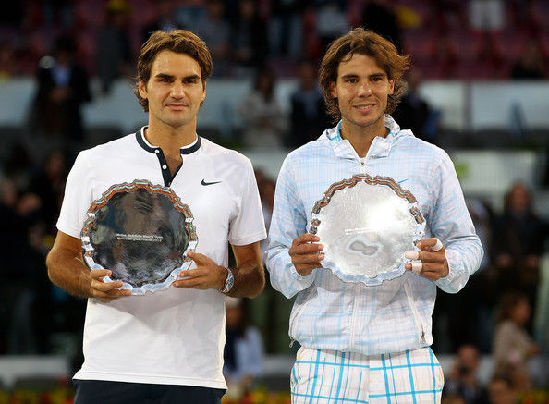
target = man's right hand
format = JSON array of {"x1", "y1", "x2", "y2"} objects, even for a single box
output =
[
  {"x1": 90, "y1": 269, "x2": 131, "y2": 302},
  {"x1": 289, "y1": 234, "x2": 324, "y2": 276}
]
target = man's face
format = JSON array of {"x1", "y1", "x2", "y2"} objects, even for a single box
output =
[
  {"x1": 330, "y1": 54, "x2": 394, "y2": 129},
  {"x1": 139, "y1": 50, "x2": 205, "y2": 130}
]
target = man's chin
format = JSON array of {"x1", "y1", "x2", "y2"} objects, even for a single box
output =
[
  {"x1": 349, "y1": 114, "x2": 384, "y2": 129},
  {"x1": 161, "y1": 118, "x2": 191, "y2": 129}
]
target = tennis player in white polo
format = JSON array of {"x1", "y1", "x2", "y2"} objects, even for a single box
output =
[{"x1": 47, "y1": 30, "x2": 266, "y2": 404}]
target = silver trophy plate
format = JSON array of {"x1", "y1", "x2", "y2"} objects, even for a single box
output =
[
  {"x1": 310, "y1": 174, "x2": 425, "y2": 286},
  {"x1": 80, "y1": 179, "x2": 198, "y2": 295}
]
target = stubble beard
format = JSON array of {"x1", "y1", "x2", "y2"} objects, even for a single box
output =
[{"x1": 345, "y1": 109, "x2": 386, "y2": 132}]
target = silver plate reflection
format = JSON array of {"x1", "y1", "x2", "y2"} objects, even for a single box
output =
[
  {"x1": 81, "y1": 179, "x2": 198, "y2": 295},
  {"x1": 311, "y1": 175, "x2": 424, "y2": 285}
]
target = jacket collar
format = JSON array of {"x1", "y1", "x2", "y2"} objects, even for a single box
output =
[{"x1": 324, "y1": 115, "x2": 412, "y2": 160}]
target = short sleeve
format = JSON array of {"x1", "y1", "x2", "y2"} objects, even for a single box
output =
[
  {"x1": 228, "y1": 158, "x2": 266, "y2": 246},
  {"x1": 56, "y1": 152, "x2": 94, "y2": 238}
]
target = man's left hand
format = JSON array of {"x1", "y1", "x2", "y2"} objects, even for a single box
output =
[
  {"x1": 404, "y1": 238, "x2": 449, "y2": 281},
  {"x1": 172, "y1": 251, "x2": 226, "y2": 290}
]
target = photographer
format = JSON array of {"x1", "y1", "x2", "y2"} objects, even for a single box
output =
[{"x1": 444, "y1": 344, "x2": 489, "y2": 404}]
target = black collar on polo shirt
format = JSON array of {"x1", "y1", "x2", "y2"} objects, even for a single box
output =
[
  {"x1": 135, "y1": 127, "x2": 202, "y2": 154},
  {"x1": 135, "y1": 127, "x2": 201, "y2": 187}
]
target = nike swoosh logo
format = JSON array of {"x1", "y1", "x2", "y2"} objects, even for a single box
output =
[
  {"x1": 201, "y1": 179, "x2": 222, "y2": 186},
  {"x1": 397, "y1": 178, "x2": 409, "y2": 184}
]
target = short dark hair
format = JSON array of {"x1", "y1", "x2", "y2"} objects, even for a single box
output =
[
  {"x1": 319, "y1": 28, "x2": 410, "y2": 122},
  {"x1": 134, "y1": 30, "x2": 213, "y2": 112}
]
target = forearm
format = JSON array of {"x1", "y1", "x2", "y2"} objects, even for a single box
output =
[
  {"x1": 46, "y1": 249, "x2": 92, "y2": 299},
  {"x1": 226, "y1": 260, "x2": 265, "y2": 299}
]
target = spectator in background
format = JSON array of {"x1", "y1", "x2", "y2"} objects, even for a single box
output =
[
  {"x1": 3, "y1": 142, "x2": 34, "y2": 190},
  {"x1": 258, "y1": 177, "x2": 275, "y2": 235},
  {"x1": 469, "y1": 0, "x2": 505, "y2": 32},
  {"x1": 442, "y1": 396, "x2": 466, "y2": 404},
  {"x1": 492, "y1": 182, "x2": 546, "y2": 327},
  {"x1": 195, "y1": 0, "x2": 231, "y2": 76},
  {"x1": 315, "y1": 0, "x2": 349, "y2": 52},
  {"x1": 95, "y1": 0, "x2": 133, "y2": 94},
  {"x1": 142, "y1": 0, "x2": 184, "y2": 43},
  {"x1": 286, "y1": 59, "x2": 331, "y2": 149},
  {"x1": 30, "y1": 150, "x2": 68, "y2": 236},
  {"x1": 493, "y1": 291, "x2": 539, "y2": 392},
  {"x1": 0, "y1": 43, "x2": 15, "y2": 80},
  {"x1": 444, "y1": 344, "x2": 489, "y2": 404},
  {"x1": 224, "y1": 297, "x2": 263, "y2": 402},
  {"x1": 269, "y1": 0, "x2": 305, "y2": 58},
  {"x1": 238, "y1": 66, "x2": 286, "y2": 149},
  {"x1": 392, "y1": 69, "x2": 438, "y2": 144},
  {"x1": 0, "y1": 178, "x2": 42, "y2": 354},
  {"x1": 488, "y1": 375, "x2": 516, "y2": 404},
  {"x1": 31, "y1": 35, "x2": 91, "y2": 143},
  {"x1": 459, "y1": 198, "x2": 496, "y2": 352},
  {"x1": 360, "y1": 0, "x2": 402, "y2": 52},
  {"x1": 231, "y1": 0, "x2": 269, "y2": 76},
  {"x1": 510, "y1": 40, "x2": 546, "y2": 80}
]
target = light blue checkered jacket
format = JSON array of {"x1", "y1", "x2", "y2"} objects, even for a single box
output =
[{"x1": 264, "y1": 116, "x2": 482, "y2": 355}]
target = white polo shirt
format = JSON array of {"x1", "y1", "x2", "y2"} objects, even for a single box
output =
[{"x1": 56, "y1": 127, "x2": 266, "y2": 388}]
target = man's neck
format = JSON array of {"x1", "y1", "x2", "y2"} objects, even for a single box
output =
[
  {"x1": 145, "y1": 121, "x2": 197, "y2": 157},
  {"x1": 340, "y1": 117, "x2": 388, "y2": 158}
]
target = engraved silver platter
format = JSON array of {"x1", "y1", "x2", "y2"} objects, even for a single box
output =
[
  {"x1": 80, "y1": 179, "x2": 198, "y2": 295},
  {"x1": 310, "y1": 174, "x2": 425, "y2": 286}
]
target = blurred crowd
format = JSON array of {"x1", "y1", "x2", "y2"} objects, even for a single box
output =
[{"x1": 0, "y1": 0, "x2": 548, "y2": 83}]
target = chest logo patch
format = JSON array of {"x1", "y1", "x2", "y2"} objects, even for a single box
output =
[{"x1": 201, "y1": 179, "x2": 222, "y2": 186}]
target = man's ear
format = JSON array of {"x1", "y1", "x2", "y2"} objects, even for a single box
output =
[
  {"x1": 388, "y1": 79, "x2": 395, "y2": 95},
  {"x1": 138, "y1": 80, "x2": 147, "y2": 99},
  {"x1": 329, "y1": 81, "x2": 337, "y2": 99},
  {"x1": 200, "y1": 80, "x2": 206, "y2": 105}
]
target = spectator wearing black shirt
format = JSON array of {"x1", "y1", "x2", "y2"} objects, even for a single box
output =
[
  {"x1": 510, "y1": 40, "x2": 546, "y2": 80},
  {"x1": 286, "y1": 60, "x2": 330, "y2": 149},
  {"x1": 492, "y1": 182, "x2": 547, "y2": 330},
  {"x1": 232, "y1": 0, "x2": 269, "y2": 72},
  {"x1": 96, "y1": 0, "x2": 133, "y2": 94},
  {"x1": 361, "y1": 0, "x2": 402, "y2": 52},
  {"x1": 31, "y1": 36, "x2": 91, "y2": 142},
  {"x1": 392, "y1": 69, "x2": 438, "y2": 144}
]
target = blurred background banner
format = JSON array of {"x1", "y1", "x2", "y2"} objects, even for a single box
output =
[{"x1": 0, "y1": 0, "x2": 548, "y2": 403}]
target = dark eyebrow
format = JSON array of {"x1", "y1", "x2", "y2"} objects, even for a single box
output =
[
  {"x1": 184, "y1": 74, "x2": 201, "y2": 81},
  {"x1": 341, "y1": 74, "x2": 359, "y2": 80},
  {"x1": 370, "y1": 72, "x2": 386, "y2": 79},
  {"x1": 155, "y1": 73, "x2": 174, "y2": 80}
]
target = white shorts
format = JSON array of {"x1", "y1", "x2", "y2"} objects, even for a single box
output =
[{"x1": 291, "y1": 347, "x2": 444, "y2": 403}]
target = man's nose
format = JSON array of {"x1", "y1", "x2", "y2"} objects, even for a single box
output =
[
  {"x1": 171, "y1": 82, "x2": 185, "y2": 98},
  {"x1": 357, "y1": 81, "x2": 373, "y2": 96}
]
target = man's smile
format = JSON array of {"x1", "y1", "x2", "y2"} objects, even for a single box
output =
[
  {"x1": 165, "y1": 103, "x2": 188, "y2": 111},
  {"x1": 352, "y1": 103, "x2": 375, "y2": 112}
]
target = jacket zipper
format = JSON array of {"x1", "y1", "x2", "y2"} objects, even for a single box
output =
[
  {"x1": 403, "y1": 281, "x2": 426, "y2": 345},
  {"x1": 348, "y1": 283, "x2": 360, "y2": 350}
]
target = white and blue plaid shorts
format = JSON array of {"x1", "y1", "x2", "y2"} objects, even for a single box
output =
[{"x1": 291, "y1": 347, "x2": 444, "y2": 403}]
